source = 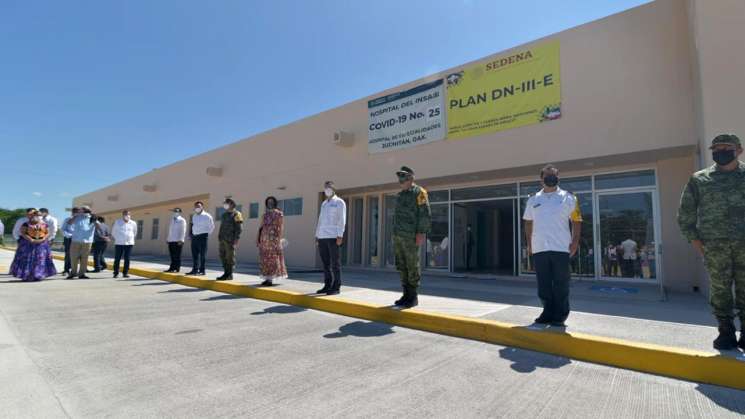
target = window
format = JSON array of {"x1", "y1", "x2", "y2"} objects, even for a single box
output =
[
  {"x1": 151, "y1": 218, "x2": 159, "y2": 240},
  {"x1": 249, "y1": 202, "x2": 259, "y2": 219},
  {"x1": 367, "y1": 197, "x2": 379, "y2": 266},
  {"x1": 595, "y1": 170, "x2": 655, "y2": 190},
  {"x1": 136, "y1": 220, "x2": 143, "y2": 240},
  {"x1": 278, "y1": 198, "x2": 303, "y2": 216},
  {"x1": 451, "y1": 184, "x2": 516, "y2": 201},
  {"x1": 429, "y1": 190, "x2": 449, "y2": 203}
]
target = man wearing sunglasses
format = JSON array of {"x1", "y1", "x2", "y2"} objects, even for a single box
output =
[{"x1": 392, "y1": 166, "x2": 431, "y2": 308}]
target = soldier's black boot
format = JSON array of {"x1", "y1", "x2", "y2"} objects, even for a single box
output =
[
  {"x1": 394, "y1": 286, "x2": 409, "y2": 306},
  {"x1": 402, "y1": 286, "x2": 418, "y2": 309},
  {"x1": 216, "y1": 265, "x2": 233, "y2": 281},
  {"x1": 713, "y1": 317, "x2": 738, "y2": 350}
]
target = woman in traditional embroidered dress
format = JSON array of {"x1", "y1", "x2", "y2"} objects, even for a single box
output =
[
  {"x1": 256, "y1": 196, "x2": 287, "y2": 286},
  {"x1": 9, "y1": 209, "x2": 57, "y2": 281}
]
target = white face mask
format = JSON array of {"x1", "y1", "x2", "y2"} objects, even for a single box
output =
[
  {"x1": 32, "y1": 216, "x2": 42, "y2": 222},
  {"x1": 324, "y1": 188, "x2": 334, "y2": 197},
  {"x1": 223, "y1": 204, "x2": 230, "y2": 210},
  {"x1": 194, "y1": 208, "x2": 202, "y2": 214},
  {"x1": 123, "y1": 215, "x2": 131, "y2": 222},
  {"x1": 173, "y1": 212, "x2": 180, "y2": 218}
]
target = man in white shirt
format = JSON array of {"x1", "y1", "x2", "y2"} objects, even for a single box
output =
[
  {"x1": 315, "y1": 181, "x2": 347, "y2": 295},
  {"x1": 0, "y1": 218, "x2": 4, "y2": 245},
  {"x1": 523, "y1": 165, "x2": 583, "y2": 327},
  {"x1": 186, "y1": 201, "x2": 214, "y2": 276},
  {"x1": 620, "y1": 238, "x2": 638, "y2": 278},
  {"x1": 60, "y1": 207, "x2": 78, "y2": 275},
  {"x1": 111, "y1": 210, "x2": 138, "y2": 278},
  {"x1": 39, "y1": 208, "x2": 58, "y2": 243},
  {"x1": 165, "y1": 208, "x2": 187, "y2": 273}
]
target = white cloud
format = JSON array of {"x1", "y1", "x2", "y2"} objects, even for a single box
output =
[{"x1": 32, "y1": 192, "x2": 43, "y2": 197}]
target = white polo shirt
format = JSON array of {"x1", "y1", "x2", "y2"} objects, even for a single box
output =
[{"x1": 523, "y1": 187, "x2": 582, "y2": 254}]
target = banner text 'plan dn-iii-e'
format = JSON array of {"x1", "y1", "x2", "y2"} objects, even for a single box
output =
[
  {"x1": 446, "y1": 41, "x2": 561, "y2": 140},
  {"x1": 367, "y1": 79, "x2": 445, "y2": 154}
]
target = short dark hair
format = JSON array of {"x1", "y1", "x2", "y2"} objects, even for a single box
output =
[
  {"x1": 224, "y1": 198, "x2": 236, "y2": 207},
  {"x1": 265, "y1": 196, "x2": 278, "y2": 208},
  {"x1": 71, "y1": 207, "x2": 80, "y2": 212},
  {"x1": 39, "y1": 208, "x2": 49, "y2": 213},
  {"x1": 26, "y1": 208, "x2": 35, "y2": 213},
  {"x1": 122, "y1": 210, "x2": 130, "y2": 215},
  {"x1": 194, "y1": 201, "x2": 204, "y2": 207},
  {"x1": 97, "y1": 216, "x2": 105, "y2": 223},
  {"x1": 540, "y1": 164, "x2": 559, "y2": 178}
]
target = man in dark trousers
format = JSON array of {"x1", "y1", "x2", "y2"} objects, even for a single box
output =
[
  {"x1": 315, "y1": 181, "x2": 347, "y2": 295},
  {"x1": 523, "y1": 164, "x2": 582, "y2": 327}
]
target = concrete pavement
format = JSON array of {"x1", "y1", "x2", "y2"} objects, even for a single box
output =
[{"x1": 1, "y1": 250, "x2": 745, "y2": 418}]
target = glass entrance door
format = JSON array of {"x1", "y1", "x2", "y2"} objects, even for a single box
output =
[
  {"x1": 452, "y1": 199, "x2": 516, "y2": 275},
  {"x1": 597, "y1": 191, "x2": 658, "y2": 281}
]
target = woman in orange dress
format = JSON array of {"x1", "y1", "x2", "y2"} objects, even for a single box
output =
[{"x1": 256, "y1": 196, "x2": 287, "y2": 286}]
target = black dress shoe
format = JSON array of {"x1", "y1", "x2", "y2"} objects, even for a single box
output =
[
  {"x1": 185, "y1": 270, "x2": 198, "y2": 275},
  {"x1": 197, "y1": 272, "x2": 206, "y2": 276},
  {"x1": 122, "y1": 274, "x2": 130, "y2": 278},
  {"x1": 326, "y1": 289, "x2": 340, "y2": 296},
  {"x1": 79, "y1": 275, "x2": 90, "y2": 279},
  {"x1": 164, "y1": 269, "x2": 174, "y2": 273},
  {"x1": 113, "y1": 273, "x2": 119, "y2": 278},
  {"x1": 317, "y1": 287, "x2": 330, "y2": 294},
  {"x1": 66, "y1": 275, "x2": 76, "y2": 280}
]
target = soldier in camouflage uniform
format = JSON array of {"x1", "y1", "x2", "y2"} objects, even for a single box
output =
[
  {"x1": 217, "y1": 198, "x2": 243, "y2": 281},
  {"x1": 392, "y1": 166, "x2": 431, "y2": 308},
  {"x1": 678, "y1": 133, "x2": 745, "y2": 351}
]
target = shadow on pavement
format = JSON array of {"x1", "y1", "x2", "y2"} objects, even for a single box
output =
[
  {"x1": 251, "y1": 305, "x2": 307, "y2": 315},
  {"x1": 498, "y1": 347, "x2": 572, "y2": 373},
  {"x1": 324, "y1": 321, "x2": 395, "y2": 339},
  {"x1": 132, "y1": 282, "x2": 173, "y2": 286},
  {"x1": 696, "y1": 384, "x2": 745, "y2": 414},
  {"x1": 201, "y1": 294, "x2": 245, "y2": 301},
  {"x1": 158, "y1": 288, "x2": 207, "y2": 294}
]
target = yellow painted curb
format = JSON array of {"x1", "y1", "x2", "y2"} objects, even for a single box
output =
[{"x1": 27, "y1": 252, "x2": 744, "y2": 390}]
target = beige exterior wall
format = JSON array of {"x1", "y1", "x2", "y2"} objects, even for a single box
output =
[
  {"x1": 74, "y1": 0, "x2": 740, "y2": 292},
  {"x1": 688, "y1": 0, "x2": 745, "y2": 167}
]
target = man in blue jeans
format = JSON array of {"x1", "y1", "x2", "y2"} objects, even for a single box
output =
[{"x1": 523, "y1": 164, "x2": 582, "y2": 327}]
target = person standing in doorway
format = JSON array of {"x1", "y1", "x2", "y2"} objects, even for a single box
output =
[
  {"x1": 216, "y1": 199, "x2": 243, "y2": 281},
  {"x1": 523, "y1": 164, "x2": 582, "y2": 327},
  {"x1": 186, "y1": 201, "x2": 214, "y2": 276},
  {"x1": 392, "y1": 166, "x2": 431, "y2": 308},
  {"x1": 165, "y1": 208, "x2": 186, "y2": 273},
  {"x1": 111, "y1": 210, "x2": 137, "y2": 278},
  {"x1": 315, "y1": 181, "x2": 347, "y2": 295},
  {"x1": 91, "y1": 216, "x2": 111, "y2": 272},
  {"x1": 620, "y1": 237, "x2": 638, "y2": 278},
  {"x1": 678, "y1": 133, "x2": 745, "y2": 351},
  {"x1": 64, "y1": 206, "x2": 97, "y2": 279},
  {"x1": 256, "y1": 196, "x2": 287, "y2": 286},
  {"x1": 60, "y1": 207, "x2": 78, "y2": 276}
]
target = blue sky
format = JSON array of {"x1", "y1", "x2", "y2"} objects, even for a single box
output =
[{"x1": 1, "y1": 0, "x2": 650, "y2": 219}]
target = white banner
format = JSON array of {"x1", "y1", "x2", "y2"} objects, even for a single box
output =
[{"x1": 367, "y1": 79, "x2": 445, "y2": 154}]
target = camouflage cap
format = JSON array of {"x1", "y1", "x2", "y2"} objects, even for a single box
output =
[
  {"x1": 709, "y1": 133, "x2": 741, "y2": 149},
  {"x1": 396, "y1": 166, "x2": 415, "y2": 177}
]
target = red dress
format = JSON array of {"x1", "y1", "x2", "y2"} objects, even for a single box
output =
[{"x1": 258, "y1": 210, "x2": 287, "y2": 280}]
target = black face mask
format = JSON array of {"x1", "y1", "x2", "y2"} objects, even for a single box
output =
[
  {"x1": 543, "y1": 175, "x2": 559, "y2": 187},
  {"x1": 712, "y1": 150, "x2": 736, "y2": 166}
]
